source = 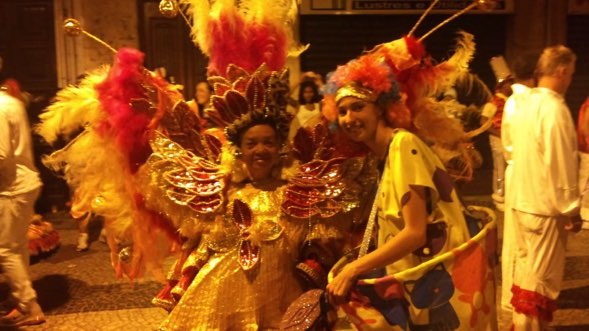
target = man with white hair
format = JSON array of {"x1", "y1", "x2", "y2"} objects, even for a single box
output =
[
  {"x1": 0, "y1": 55, "x2": 45, "y2": 326},
  {"x1": 509, "y1": 45, "x2": 582, "y2": 330}
]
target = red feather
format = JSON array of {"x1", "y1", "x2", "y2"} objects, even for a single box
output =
[
  {"x1": 96, "y1": 48, "x2": 152, "y2": 173},
  {"x1": 207, "y1": 11, "x2": 288, "y2": 77},
  {"x1": 332, "y1": 54, "x2": 392, "y2": 95}
]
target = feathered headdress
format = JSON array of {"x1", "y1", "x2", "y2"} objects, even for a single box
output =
[
  {"x1": 324, "y1": 31, "x2": 475, "y2": 131},
  {"x1": 323, "y1": 0, "x2": 495, "y2": 180},
  {"x1": 180, "y1": 0, "x2": 303, "y2": 77},
  {"x1": 205, "y1": 64, "x2": 291, "y2": 145},
  {"x1": 175, "y1": 0, "x2": 301, "y2": 146}
]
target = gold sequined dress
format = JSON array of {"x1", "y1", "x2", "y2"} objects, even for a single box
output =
[{"x1": 159, "y1": 182, "x2": 307, "y2": 331}]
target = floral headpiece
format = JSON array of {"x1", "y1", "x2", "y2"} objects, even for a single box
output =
[{"x1": 330, "y1": 36, "x2": 421, "y2": 109}]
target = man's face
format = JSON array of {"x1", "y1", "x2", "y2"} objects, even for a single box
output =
[{"x1": 559, "y1": 60, "x2": 576, "y2": 95}]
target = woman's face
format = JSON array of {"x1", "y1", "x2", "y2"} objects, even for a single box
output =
[
  {"x1": 303, "y1": 86, "x2": 316, "y2": 104},
  {"x1": 196, "y1": 82, "x2": 211, "y2": 105},
  {"x1": 337, "y1": 96, "x2": 380, "y2": 144},
  {"x1": 239, "y1": 124, "x2": 281, "y2": 181}
]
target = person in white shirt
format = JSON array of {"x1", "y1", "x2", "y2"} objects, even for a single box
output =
[
  {"x1": 287, "y1": 73, "x2": 324, "y2": 141},
  {"x1": 500, "y1": 53, "x2": 538, "y2": 313},
  {"x1": 294, "y1": 80, "x2": 322, "y2": 126},
  {"x1": 0, "y1": 57, "x2": 45, "y2": 327},
  {"x1": 186, "y1": 81, "x2": 212, "y2": 128},
  {"x1": 508, "y1": 45, "x2": 582, "y2": 330}
]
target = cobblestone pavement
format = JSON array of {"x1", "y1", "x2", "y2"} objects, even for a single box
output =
[
  {"x1": 1, "y1": 202, "x2": 589, "y2": 330},
  {"x1": 0, "y1": 212, "x2": 169, "y2": 331}
]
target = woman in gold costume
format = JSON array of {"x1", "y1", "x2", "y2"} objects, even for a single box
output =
[
  {"x1": 37, "y1": 48, "x2": 371, "y2": 331},
  {"x1": 144, "y1": 63, "x2": 373, "y2": 330},
  {"x1": 36, "y1": 1, "x2": 373, "y2": 330}
]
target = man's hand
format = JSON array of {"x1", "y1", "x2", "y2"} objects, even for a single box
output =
[{"x1": 564, "y1": 214, "x2": 583, "y2": 233}]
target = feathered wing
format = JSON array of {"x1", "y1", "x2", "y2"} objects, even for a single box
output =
[
  {"x1": 36, "y1": 48, "x2": 228, "y2": 280},
  {"x1": 36, "y1": 66, "x2": 139, "y2": 249},
  {"x1": 282, "y1": 123, "x2": 377, "y2": 220},
  {"x1": 139, "y1": 131, "x2": 226, "y2": 239}
]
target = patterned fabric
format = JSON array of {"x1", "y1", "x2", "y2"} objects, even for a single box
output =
[
  {"x1": 377, "y1": 130, "x2": 472, "y2": 275},
  {"x1": 332, "y1": 130, "x2": 497, "y2": 330},
  {"x1": 335, "y1": 221, "x2": 497, "y2": 331},
  {"x1": 159, "y1": 184, "x2": 307, "y2": 330}
]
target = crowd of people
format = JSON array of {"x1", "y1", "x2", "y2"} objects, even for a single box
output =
[{"x1": 1, "y1": 1, "x2": 588, "y2": 330}]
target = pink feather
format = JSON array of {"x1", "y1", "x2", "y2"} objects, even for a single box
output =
[
  {"x1": 207, "y1": 10, "x2": 288, "y2": 77},
  {"x1": 96, "y1": 48, "x2": 152, "y2": 173}
]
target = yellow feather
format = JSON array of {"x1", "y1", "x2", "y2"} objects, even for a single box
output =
[
  {"x1": 179, "y1": 0, "x2": 212, "y2": 55},
  {"x1": 446, "y1": 31, "x2": 476, "y2": 80},
  {"x1": 179, "y1": 0, "x2": 303, "y2": 59},
  {"x1": 35, "y1": 67, "x2": 109, "y2": 144}
]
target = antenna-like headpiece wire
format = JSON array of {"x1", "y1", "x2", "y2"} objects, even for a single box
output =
[
  {"x1": 408, "y1": 0, "x2": 440, "y2": 37},
  {"x1": 419, "y1": 1, "x2": 479, "y2": 41},
  {"x1": 63, "y1": 18, "x2": 117, "y2": 54}
]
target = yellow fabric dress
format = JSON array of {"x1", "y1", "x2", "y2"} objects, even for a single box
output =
[
  {"x1": 377, "y1": 130, "x2": 471, "y2": 275},
  {"x1": 335, "y1": 129, "x2": 497, "y2": 330},
  {"x1": 159, "y1": 183, "x2": 306, "y2": 331}
]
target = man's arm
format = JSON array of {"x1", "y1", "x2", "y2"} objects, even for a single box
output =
[
  {"x1": 543, "y1": 101, "x2": 580, "y2": 216},
  {"x1": 501, "y1": 97, "x2": 515, "y2": 159},
  {"x1": 0, "y1": 112, "x2": 16, "y2": 189}
]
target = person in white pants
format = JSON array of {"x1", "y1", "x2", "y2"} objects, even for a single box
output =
[
  {"x1": 0, "y1": 58, "x2": 45, "y2": 327},
  {"x1": 501, "y1": 52, "x2": 538, "y2": 312},
  {"x1": 508, "y1": 45, "x2": 582, "y2": 331}
]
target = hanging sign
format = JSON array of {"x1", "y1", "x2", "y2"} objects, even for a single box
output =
[{"x1": 300, "y1": 0, "x2": 514, "y2": 15}]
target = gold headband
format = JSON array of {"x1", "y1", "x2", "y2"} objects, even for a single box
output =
[{"x1": 335, "y1": 83, "x2": 377, "y2": 105}]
